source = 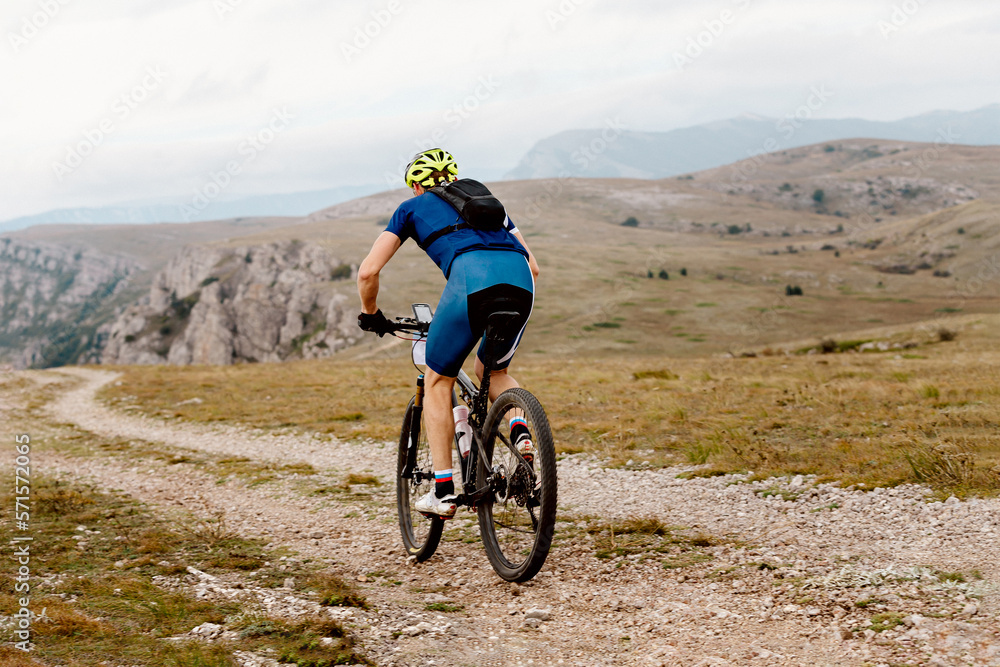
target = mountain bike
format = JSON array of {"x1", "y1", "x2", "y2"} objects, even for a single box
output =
[{"x1": 388, "y1": 303, "x2": 557, "y2": 582}]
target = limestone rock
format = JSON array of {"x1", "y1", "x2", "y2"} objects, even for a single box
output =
[
  {"x1": 101, "y1": 240, "x2": 361, "y2": 366},
  {"x1": 0, "y1": 237, "x2": 140, "y2": 368}
]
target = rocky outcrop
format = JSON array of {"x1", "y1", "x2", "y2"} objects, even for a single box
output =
[
  {"x1": 101, "y1": 240, "x2": 360, "y2": 366},
  {"x1": 0, "y1": 237, "x2": 140, "y2": 368}
]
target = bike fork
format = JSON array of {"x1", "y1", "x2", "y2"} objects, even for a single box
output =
[{"x1": 402, "y1": 375, "x2": 424, "y2": 480}]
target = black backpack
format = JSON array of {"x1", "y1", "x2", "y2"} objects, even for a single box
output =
[{"x1": 419, "y1": 179, "x2": 508, "y2": 250}]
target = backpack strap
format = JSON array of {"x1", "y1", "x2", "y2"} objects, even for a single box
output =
[
  {"x1": 417, "y1": 179, "x2": 509, "y2": 250},
  {"x1": 427, "y1": 181, "x2": 479, "y2": 221},
  {"x1": 417, "y1": 220, "x2": 472, "y2": 251}
]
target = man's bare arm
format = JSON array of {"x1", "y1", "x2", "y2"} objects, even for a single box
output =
[
  {"x1": 512, "y1": 230, "x2": 540, "y2": 279},
  {"x1": 357, "y1": 231, "x2": 403, "y2": 314}
]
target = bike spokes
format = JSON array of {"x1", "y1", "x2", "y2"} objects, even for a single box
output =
[
  {"x1": 477, "y1": 389, "x2": 556, "y2": 582},
  {"x1": 397, "y1": 399, "x2": 444, "y2": 561}
]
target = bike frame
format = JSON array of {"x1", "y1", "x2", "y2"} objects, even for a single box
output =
[{"x1": 392, "y1": 309, "x2": 534, "y2": 511}]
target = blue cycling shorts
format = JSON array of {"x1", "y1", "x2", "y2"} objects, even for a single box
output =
[{"x1": 425, "y1": 249, "x2": 535, "y2": 377}]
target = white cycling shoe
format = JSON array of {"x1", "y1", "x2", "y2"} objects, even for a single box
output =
[{"x1": 415, "y1": 490, "x2": 458, "y2": 518}]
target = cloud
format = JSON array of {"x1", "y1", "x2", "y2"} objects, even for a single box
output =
[{"x1": 1, "y1": 0, "x2": 998, "y2": 220}]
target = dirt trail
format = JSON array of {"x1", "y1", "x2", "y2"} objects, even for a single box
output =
[{"x1": 13, "y1": 367, "x2": 1000, "y2": 666}]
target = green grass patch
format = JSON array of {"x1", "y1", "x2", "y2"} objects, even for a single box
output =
[
  {"x1": 854, "y1": 596, "x2": 884, "y2": 609},
  {"x1": 868, "y1": 612, "x2": 906, "y2": 633},
  {"x1": 306, "y1": 573, "x2": 368, "y2": 609}
]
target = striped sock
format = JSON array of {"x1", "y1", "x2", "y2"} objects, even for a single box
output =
[
  {"x1": 510, "y1": 417, "x2": 529, "y2": 443},
  {"x1": 435, "y1": 469, "x2": 454, "y2": 497}
]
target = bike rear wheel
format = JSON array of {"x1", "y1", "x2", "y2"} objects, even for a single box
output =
[
  {"x1": 397, "y1": 398, "x2": 444, "y2": 561},
  {"x1": 477, "y1": 388, "x2": 557, "y2": 582}
]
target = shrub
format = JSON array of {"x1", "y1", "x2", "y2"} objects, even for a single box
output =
[
  {"x1": 957, "y1": 227, "x2": 965, "y2": 234},
  {"x1": 812, "y1": 189, "x2": 825, "y2": 204},
  {"x1": 904, "y1": 442, "x2": 974, "y2": 487},
  {"x1": 823, "y1": 144, "x2": 836, "y2": 152},
  {"x1": 680, "y1": 267, "x2": 687, "y2": 276},
  {"x1": 658, "y1": 269, "x2": 669, "y2": 280},
  {"x1": 726, "y1": 224, "x2": 743, "y2": 235},
  {"x1": 633, "y1": 369, "x2": 678, "y2": 380},
  {"x1": 331, "y1": 264, "x2": 352, "y2": 280},
  {"x1": 819, "y1": 338, "x2": 837, "y2": 354},
  {"x1": 621, "y1": 216, "x2": 639, "y2": 227},
  {"x1": 937, "y1": 327, "x2": 957, "y2": 342}
]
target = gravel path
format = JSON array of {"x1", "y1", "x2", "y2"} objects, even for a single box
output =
[{"x1": 19, "y1": 368, "x2": 1000, "y2": 665}]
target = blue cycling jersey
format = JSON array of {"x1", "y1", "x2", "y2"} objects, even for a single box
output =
[{"x1": 385, "y1": 191, "x2": 528, "y2": 278}]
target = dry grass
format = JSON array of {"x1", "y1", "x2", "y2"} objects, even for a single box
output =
[
  {"x1": 582, "y1": 515, "x2": 723, "y2": 564},
  {"x1": 98, "y1": 315, "x2": 1000, "y2": 496},
  {"x1": 0, "y1": 647, "x2": 48, "y2": 666},
  {"x1": 304, "y1": 572, "x2": 368, "y2": 609},
  {"x1": 0, "y1": 476, "x2": 366, "y2": 666}
]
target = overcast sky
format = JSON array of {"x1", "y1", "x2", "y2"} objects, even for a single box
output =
[{"x1": 2, "y1": 0, "x2": 997, "y2": 220}]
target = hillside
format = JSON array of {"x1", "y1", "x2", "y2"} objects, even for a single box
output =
[
  {"x1": 0, "y1": 238, "x2": 140, "y2": 368},
  {"x1": 101, "y1": 240, "x2": 361, "y2": 366},
  {"x1": 203, "y1": 140, "x2": 999, "y2": 363},
  {"x1": 3, "y1": 139, "x2": 997, "y2": 368},
  {"x1": 506, "y1": 104, "x2": 1000, "y2": 180},
  {"x1": 7, "y1": 216, "x2": 302, "y2": 269},
  {"x1": 690, "y1": 141, "x2": 998, "y2": 220},
  {"x1": 0, "y1": 216, "x2": 300, "y2": 368}
]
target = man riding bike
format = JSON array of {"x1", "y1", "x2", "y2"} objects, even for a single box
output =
[{"x1": 357, "y1": 148, "x2": 540, "y2": 517}]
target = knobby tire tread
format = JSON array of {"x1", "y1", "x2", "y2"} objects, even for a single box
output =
[
  {"x1": 396, "y1": 399, "x2": 444, "y2": 561},
  {"x1": 477, "y1": 388, "x2": 557, "y2": 582}
]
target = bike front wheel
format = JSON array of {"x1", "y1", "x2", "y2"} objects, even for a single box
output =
[
  {"x1": 397, "y1": 398, "x2": 444, "y2": 561},
  {"x1": 477, "y1": 388, "x2": 557, "y2": 582}
]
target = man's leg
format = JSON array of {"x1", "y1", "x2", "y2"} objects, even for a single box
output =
[
  {"x1": 473, "y1": 360, "x2": 533, "y2": 461},
  {"x1": 473, "y1": 358, "x2": 519, "y2": 400},
  {"x1": 424, "y1": 368, "x2": 458, "y2": 494}
]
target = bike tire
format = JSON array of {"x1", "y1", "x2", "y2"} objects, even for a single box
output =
[
  {"x1": 396, "y1": 398, "x2": 444, "y2": 561},
  {"x1": 477, "y1": 388, "x2": 557, "y2": 582}
]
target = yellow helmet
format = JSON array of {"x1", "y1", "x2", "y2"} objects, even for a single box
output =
[{"x1": 404, "y1": 148, "x2": 458, "y2": 189}]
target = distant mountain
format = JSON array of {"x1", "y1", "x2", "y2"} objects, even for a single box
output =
[
  {"x1": 505, "y1": 104, "x2": 1000, "y2": 180},
  {"x1": 0, "y1": 184, "x2": 386, "y2": 234}
]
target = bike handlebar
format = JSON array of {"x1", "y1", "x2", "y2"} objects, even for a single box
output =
[{"x1": 387, "y1": 317, "x2": 429, "y2": 336}]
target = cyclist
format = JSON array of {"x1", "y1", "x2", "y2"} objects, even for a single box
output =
[{"x1": 357, "y1": 148, "x2": 540, "y2": 517}]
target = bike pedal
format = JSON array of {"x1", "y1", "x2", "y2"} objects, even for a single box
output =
[{"x1": 418, "y1": 511, "x2": 454, "y2": 520}]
